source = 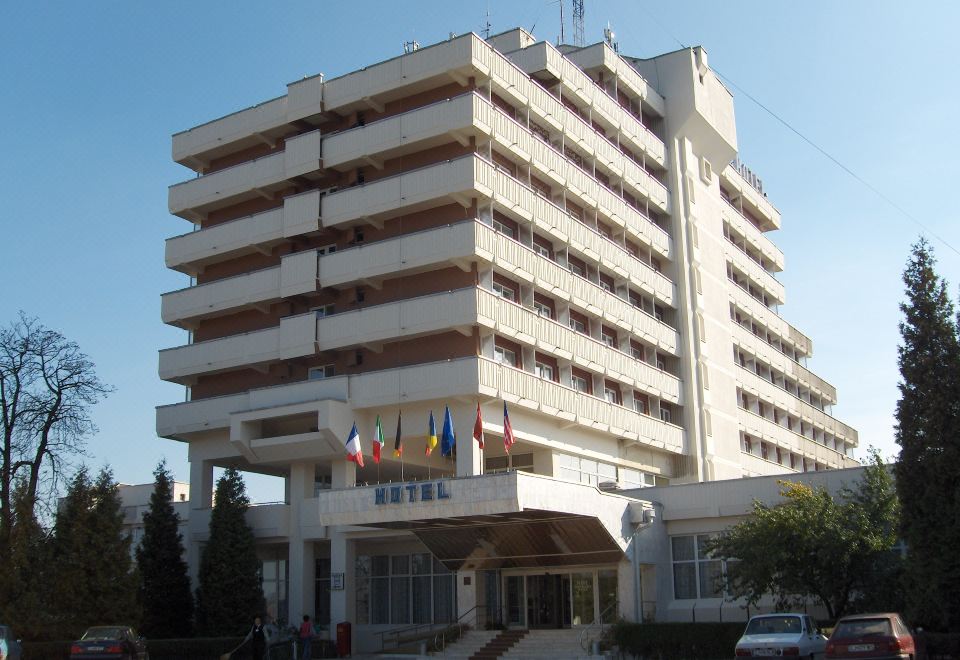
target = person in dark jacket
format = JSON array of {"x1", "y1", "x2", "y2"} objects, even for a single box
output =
[{"x1": 244, "y1": 616, "x2": 267, "y2": 660}]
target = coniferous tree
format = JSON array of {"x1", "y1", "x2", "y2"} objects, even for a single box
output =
[
  {"x1": 1, "y1": 481, "x2": 52, "y2": 639},
  {"x1": 137, "y1": 460, "x2": 194, "y2": 639},
  {"x1": 895, "y1": 239, "x2": 960, "y2": 630},
  {"x1": 195, "y1": 468, "x2": 263, "y2": 636},
  {"x1": 51, "y1": 468, "x2": 139, "y2": 637}
]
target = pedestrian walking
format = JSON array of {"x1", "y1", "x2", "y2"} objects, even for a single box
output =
[{"x1": 298, "y1": 615, "x2": 313, "y2": 660}]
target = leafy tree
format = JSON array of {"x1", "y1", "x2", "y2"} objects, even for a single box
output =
[
  {"x1": 707, "y1": 452, "x2": 899, "y2": 620},
  {"x1": 195, "y1": 468, "x2": 263, "y2": 636},
  {"x1": 0, "y1": 313, "x2": 112, "y2": 558},
  {"x1": 51, "y1": 467, "x2": 139, "y2": 637},
  {"x1": 894, "y1": 239, "x2": 960, "y2": 630},
  {"x1": 0, "y1": 480, "x2": 53, "y2": 639},
  {"x1": 137, "y1": 460, "x2": 194, "y2": 638}
]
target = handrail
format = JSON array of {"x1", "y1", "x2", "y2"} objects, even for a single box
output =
[
  {"x1": 378, "y1": 604, "x2": 482, "y2": 652},
  {"x1": 579, "y1": 602, "x2": 618, "y2": 653}
]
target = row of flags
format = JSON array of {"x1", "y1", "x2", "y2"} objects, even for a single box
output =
[{"x1": 345, "y1": 402, "x2": 516, "y2": 468}]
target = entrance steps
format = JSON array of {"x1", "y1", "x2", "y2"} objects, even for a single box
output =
[
  {"x1": 436, "y1": 629, "x2": 527, "y2": 659},
  {"x1": 501, "y1": 629, "x2": 602, "y2": 659}
]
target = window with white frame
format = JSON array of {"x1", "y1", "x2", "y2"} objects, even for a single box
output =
[
  {"x1": 493, "y1": 217, "x2": 517, "y2": 239},
  {"x1": 571, "y1": 373, "x2": 590, "y2": 393},
  {"x1": 494, "y1": 345, "x2": 517, "y2": 367},
  {"x1": 318, "y1": 244, "x2": 338, "y2": 256},
  {"x1": 603, "y1": 384, "x2": 620, "y2": 405},
  {"x1": 659, "y1": 404, "x2": 672, "y2": 424},
  {"x1": 535, "y1": 360, "x2": 554, "y2": 381},
  {"x1": 355, "y1": 553, "x2": 455, "y2": 625},
  {"x1": 534, "y1": 300, "x2": 553, "y2": 319},
  {"x1": 485, "y1": 452, "x2": 534, "y2": 474},
  {"x1": 671, "y1": 534, "x2": 729, "y2": 600},
  {"x1": 313, "y1": 304, "x2": 335, "y2": 318},
  {"x1": 619, "y1": 468, "x2": 659, "y2": 489},
  {"x1": 309, "y1": 364, "x2": 335, "y2": 380},
  {"x1": 492, "y1": 280, "x2": 516, "y2": 302},
  {"x1": 558, "y1": 454, "x2": 617, "y2": 487}
]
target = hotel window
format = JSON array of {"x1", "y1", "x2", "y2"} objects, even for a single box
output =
[
  {"x1": 601, "y1": 326, "x2": 617, "y2": 348},
  {"x1": 533, "y1": 298, "x2": 554, "y2": 320},
  {"x1": 485, "y1": 452, "x2": 534, "y2": 474},
  {"x1": 492, "y1": 213, "x2": 518, "y2": 240},
  {"x1": 535, "y1": 361, "x2": 554, "y2": 382},
  {"x1": 620, "y1": 468, "x2": 657, "y2": 489},
  {"x1": 603, "y1": 382, "x2": 621, "y2": 405},
  {"x1": 353, "y1": 227, "x2": 365, "y2": 244},
  {"x1": 355, "y1": 553, "x2": 455, "y2": 625},
  {"x1": 671, "y1": 535, "x2": 728, "y2": 600},
  {"x1": 566, "y1": 201, "x2": 584, "y2": 223},
  {"x1": 742, "y1": 435, "x2": 753, "y2": 454},
  {"x1": 259, "y1": 555, "x2": 289, "y2": 623},
  {"x1": 492, "y1": 276, "x2": 518, "y2": 302},
  {"x1": 633, "y1": 392, "x2": 649, "y2": 415},
  {"x1": 599, "y1": 272, "x2": 615, "y2": 292},
  {"x1": 568, "y1": 311, "x2": 589, "y2": 335},
  {"x1": 309, "y1": 364, "x2": 335, "y2": 380},
  {"x1": 494, "y1": 345, "x2": 518, "y2": 367},
  {"x1": 532, "y1": 234, "x2": 554, "y2": 260},
  {"x1": 313, "y1": 304, "x2": 335, "y2": 318},
  {"x1": 315, "y1": 557, "x2": 331, "y2": 626},
  {"x1": 567, "y1": 254, "x2": 586, "y2": 277},
  {"x1": 571, "y1": 369, "x2": 592, "y2": 394},
  {"x1": 659, "y1": 403, "x2": 672, "y2": 424},
  {"x1": 317, "y1": 244, "x2": 338, "y2": 256},
  {"x1": 630, "y1": 341, "x2": 645, "y2": 361},
  {"x1": 531, "y1": 175, "x2": 552, "y2": 198},
  {"x1": 530, "y1": 122, "x2": 550, "y2": 142},
  {"x1": 558, "y1": 454, "x2": 617, "y2": 487}
]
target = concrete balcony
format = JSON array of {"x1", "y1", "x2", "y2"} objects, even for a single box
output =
[
  {"x1": 721, "y1": 165, "x2": 781, "y2": 231},
  {"x1": 563, "y1": 41, "x2": 667, "y2": 120},
  {"x1": 165, "y1": 190, "x2": 321, "y2": 275},
  {"x1": 504, "y1": 42, "x2": 668, "y2": 181},
  {"x1": 476, "y1": 223, "x2": 679, "y2": 355},
  {"x1": 737, "y1": 408, "x2": 858, "y2": 469},
  {"x1": 478, "y1": 159, "x2": 673, "y2": 297},
  {"x1": 721, "y1": 204, "x2": 784, "y2": 273},
  {"x1": 187, "y1": 503, "x2": 292, "y2": 542},
  {"x1": 162, "y1": 251, "x2": 317, "y2": 327},
  {"x1": 169, "y1": 130, "x2": 322, "y2": 221},
  {"x1": 723, "y1": 242, "x2": 786, "y2": 306},
  {"x1": 728, "y1": 285, "x2": 813, "y2": 358},
  {"x1": 731, "y1": 323, "x2": 837, "y2": 404},
  {"x1": 476, "y1": 289, "x2": 681, "y2": 403},
  {"x1": 735, "y1": 367, "x2": 858, "y2": 445},
  {"x1": 324, "y1": 92, "x2": 483, "y2": 171},
  {"x1": 158, "y1": 311, "x2": 317, "y2": 384}
]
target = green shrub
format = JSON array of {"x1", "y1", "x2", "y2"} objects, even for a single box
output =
[{"x1": 609, "y1": 621, "x2": 744, "y2": 659}]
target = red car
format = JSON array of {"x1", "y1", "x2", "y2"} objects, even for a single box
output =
[
  {"x1": 825, "y1": 613, "x2": 916, "y2": 660},
  {"x1": 70, "y1": 626, "x2": 149, "y2": 660}
]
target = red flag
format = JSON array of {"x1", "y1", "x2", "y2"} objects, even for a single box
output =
[
  {"x1": 503, "y1": 401, "x2": 515, "y2": 454},
  {"x1": 473, "y1": 403, "x2": 485, "y2": 450}
]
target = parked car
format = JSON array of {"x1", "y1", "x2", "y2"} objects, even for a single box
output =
[
  {"x1": 825, "y1": 613, "x2": 916, "y2": 659},
  {"x1": 70, "y1": 626, "x2": 148, "y2": 660},
  {"x1": 0, "y1": 625, "x2": 22, "y2": 660},
  {"x1": 735, "y1": 613, "x2": 828, "y2": 658}
]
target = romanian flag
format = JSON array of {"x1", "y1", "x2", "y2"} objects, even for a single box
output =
[
  {"x1": 393, "y1": 412, "x2": 403, "y2": 457},
  {"x1": 373, "y1": 415, "x2": 385, "y2": 464},
  {"x1": 441, "y1": 406, "x2": 456, "y2": 457},
  {"x1": 345, "y1": 422, "x2": 364, "y2": 468},
  {"x1": 473, "y1": 402, "x2": 484, "y2": 450},
  {"x1": 425, "y1": 410, "x2": 438, "y2": 456},
  {"x1": 503, "y1": 402, "x2": 515, "y2": 454}
]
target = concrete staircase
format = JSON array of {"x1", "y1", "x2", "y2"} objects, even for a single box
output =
[
  {"x1": 500, "y1": 628, "x2": 602, "y2": 659},
  {"x1": 436, "y1": 629, "x2": 527, "y2": 659}
]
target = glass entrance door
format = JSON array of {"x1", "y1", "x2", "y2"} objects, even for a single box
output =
[{"x1": 525, "y1": 574, "x2": 571, "y2": 628}]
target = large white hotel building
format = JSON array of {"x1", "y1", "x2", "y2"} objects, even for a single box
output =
[{"x1": 158, "y1": 27, "x2": 859, "y2": 650}]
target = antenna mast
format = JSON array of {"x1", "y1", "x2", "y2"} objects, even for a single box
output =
[
  {"x1": 573, "y1": 0, "x2": 585, "y2": 46},
  {"x1": 483, "y1": 5, "x2": 491, "y2": 40}
]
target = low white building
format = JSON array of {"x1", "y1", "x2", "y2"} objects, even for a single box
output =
[{"x1": 119, "y1": 481, "x2": 191, "y2": 558}]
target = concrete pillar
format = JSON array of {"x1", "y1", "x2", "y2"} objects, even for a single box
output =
[
  {"x1": 329, "y1": 529, "x2": 356, "y2": 645},
  {"x1": 456, "y1": 570, "x2": 478, "y2": 626},
  {"x1": 456, "y1": 413, "x2": 483, "y2": 477},
  {"x1": 331, "y1": 459, "x2": 356, "y2": 489},
  {"x1": 288, "y1": 462, "x2": 316, "y2": 624},
  {"x1": 187, "y1": 459, "x2": 214, "y2": 586}
]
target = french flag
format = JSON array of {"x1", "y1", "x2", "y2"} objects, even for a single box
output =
[{"x1": 345, "y1": 422, "x2": 364, "y2": 468}]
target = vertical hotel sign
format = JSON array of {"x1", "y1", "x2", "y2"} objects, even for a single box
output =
[{"x1": 375, "y1": 481, "x2": 451, "y2": 506}]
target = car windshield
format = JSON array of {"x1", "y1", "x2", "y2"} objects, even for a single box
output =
[
  {"x1": 833, "y1": 619, "x2": 893, "y2": 639},
  {"x1": 81, "y1": 627, "x2": 125, "y2": 641},
  {"x1": 745, "y1": 616, "x2": 802, "y2": 635}
]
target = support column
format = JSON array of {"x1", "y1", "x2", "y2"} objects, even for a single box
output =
[
  {"x1": 288, "y1": 462, "x2": 316, "y2": 625},
  {"x1": 456, "y1": 570, "x2": 478, "y2": 625},
  {"x1": 331, "y1": 459, "x2": 356, "y2": 489},
  {"x1": 329, "y1": 529, "x2": 356, "y2": 647},
  {"x1": 456, "y1": 416, "x2": 483, "y2": 477},
  {"x1": 187, "y1": 459, "x2": 214, "y2": 587}
]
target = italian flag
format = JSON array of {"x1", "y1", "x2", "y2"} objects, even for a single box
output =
[{"x1": 373, "y1": 415, "x2": 385, "y2": 464}]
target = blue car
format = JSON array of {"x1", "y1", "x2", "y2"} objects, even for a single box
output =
[
  {"x1": 70, "y1": 626, "x2": 148, "y2": 660},
  {"x1": 0, "y1": 625, "x2": 22, "y2": 660}
]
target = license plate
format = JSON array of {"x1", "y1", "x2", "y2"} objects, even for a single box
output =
[
  {"x1": 88, "y1": 647, "x2": 104, "y2": 652},
  {"x1": 848, "y1": 644, "x2": 874, "y2": 652},
  {"x1": 753, "y1": 651, "x2": 777, "y2": 657}
]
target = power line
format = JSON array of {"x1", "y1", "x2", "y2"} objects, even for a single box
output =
[{"x1": 633, "y1": 4, "x2": 960, "y2": 259}]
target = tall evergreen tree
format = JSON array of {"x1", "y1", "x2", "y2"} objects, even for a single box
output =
[
  {"x1": 51, "y1": 468, "x2": 139, "y2": 637},
  {"x1": 894, "y1": 239, "x2": 960, "y2": 630},
  {"x1": 137, "y1": 460, "x2": 194, "y2": 639},
  {"x1": 1, "y1": 481, "x2": 52, "y2": 640},
  {"x1": 195, "y1": 468, "x2": 263, "y2": 636}
]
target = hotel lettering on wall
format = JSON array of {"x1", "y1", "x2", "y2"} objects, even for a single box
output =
[{"x1": 375, "y1": 481, "x2": 451, "y2": 505}]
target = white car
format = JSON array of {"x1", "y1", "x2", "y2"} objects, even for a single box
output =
[{"x1": 735, "y1": 613, "x2": 828, "y2": 658}]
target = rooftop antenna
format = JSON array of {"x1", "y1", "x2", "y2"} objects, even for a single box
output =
[
  {"x1": 559, "y1": 0, "x2": 565, "y2": 45},
  {"x1": 402, "y1": 40, "x2": 420, "y2": 54},
  {"x1": 604, "y1": 23, "x2": 618, "y2": 53},
  {"x1": 573, "y1": 0, "x2": 585, "y2": 47},
  {"x1": 482, "y1": 4, "x2": 492, "y2": 39}
]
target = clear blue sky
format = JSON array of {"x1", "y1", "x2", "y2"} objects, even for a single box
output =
[{"x1": 2, "y1": 1, "x2": 957, "y2": 502}]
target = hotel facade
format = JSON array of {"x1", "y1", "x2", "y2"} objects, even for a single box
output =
[{"x1": 158, "y1": 28, "x2": 859, "y2": 650}]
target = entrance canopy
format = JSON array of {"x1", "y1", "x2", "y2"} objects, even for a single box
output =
[{"x1": 316, "y1": 471, "x2": 643, "y2": 570}]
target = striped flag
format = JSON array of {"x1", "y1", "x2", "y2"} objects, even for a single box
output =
[
  {"x1": 425, "y1": 410, "x2": 438, "y2": 456},
  {"x1": 473, "y1": 402, "x2": 484, "y2": 450},
  {"x1": 345, "y1": 422, "x2": 364, "y2": 467},
  {"x1": 503, "y1": 402, "x2": 515, "y2": 454},
  {"x1": 393, "y1": 412, "x2": 403, "y2": 457},
  {"x1": 373, "y1": 415, "x2": 385, "y2": 464}
]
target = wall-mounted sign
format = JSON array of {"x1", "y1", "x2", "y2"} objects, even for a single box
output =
[
  {"x1": 331, "y1": 572, "x2": 344, "y2": 590},
  {"x1": 375, "y1": 481, "x2": 451, "y2": 505}
]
